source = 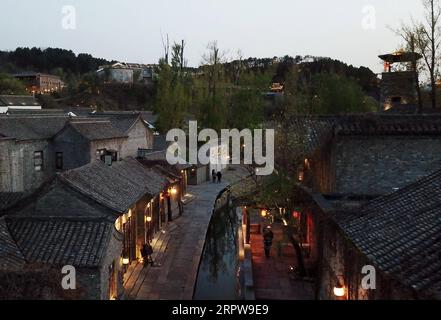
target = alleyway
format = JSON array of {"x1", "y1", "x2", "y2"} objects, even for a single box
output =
[
  {"x1": 124, "y1": 180, "x2": 228, "y2": 300},
  {"x1": 250, "y1": 223, "x2": 315, "y2": 300}
]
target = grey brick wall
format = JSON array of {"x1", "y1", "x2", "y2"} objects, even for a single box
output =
[
  {"x1": 0, "y1": 139, "x2": 13, "y2": 191},
  {"x1": 0, "y1": 139, "x2": 55, "y2": 192},
  {"x1": 380, "y1": 71, "x2": 417, "y2": 110},
  {"x1": 121, "y1": 119, "x2": 154, "y2": 158},
  {"x1": 52, "y1": 126, "x2": 90, "y2": 170},
  {"x1": 98, "y1": 227, "x2": 124, "y2": 300}
]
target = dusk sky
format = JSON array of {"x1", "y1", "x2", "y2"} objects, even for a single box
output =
[{"x1": 0, "y1": 0, "x2": 424, "y2": 74}]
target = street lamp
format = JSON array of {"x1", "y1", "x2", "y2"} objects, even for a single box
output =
[
  {"x1": 145, "y1": 216, "x2": 152, "y2": 243},
  {"x1": 122, "y1": 257, "x2": 130, "y2": 274}
]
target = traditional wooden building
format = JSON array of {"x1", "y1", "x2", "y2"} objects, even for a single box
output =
[
  {"x1": 0, "y1": 115, "x2": 68, "y2": 192},
  {"x1": 52, "y1": 118, "x2": 129, "y2": 170},
  {"x1": 91, "y1": 112, "x2": 154, "y2": 157},
  {"x1": 316, "y1": 169, "x2": 441, "y2": 300},
  {"x1": 0, "y1": 157, "x2": 172, "y2": 299},
  {"x1": 281, "y1": 115, "x2": 441, "y2": 299},
  {"x1": 0, "y1": 177, "x2": 123, "y2": 300}
]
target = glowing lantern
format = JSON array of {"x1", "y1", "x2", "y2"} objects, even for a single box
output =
[
  {"x1": 145, "y1": 216, "x2": 152, "y2": 223},
  {"x1": 333, "y1": 285, "x2": 346, "y2": 298},
  {"x1": 261, "y1": 210, "x2": 268, "y2": 218},
  {"x1": 170, "y1": 187, "x2": 178, "y2": 195},
  {"x1": 292, "y1": 211, "x2": 300, "y2": 219}
]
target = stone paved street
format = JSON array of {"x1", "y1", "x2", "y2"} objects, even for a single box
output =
[
  {"x1": 124, "y1": 180, "x2": 228, "y2": 300},
  {"x1": 250, "y1": 223, "x2": 315, "y2": 300}
]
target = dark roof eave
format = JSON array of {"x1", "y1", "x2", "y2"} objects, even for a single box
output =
[{"x1": 87, "y1": 135, "x2": 129, "y2": 141}]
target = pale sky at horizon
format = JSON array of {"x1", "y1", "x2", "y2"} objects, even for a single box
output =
[{"x1": 0, "y1": 0, "x2": 426, "y2": 74}]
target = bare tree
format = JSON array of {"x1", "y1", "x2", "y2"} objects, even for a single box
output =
[
  {"x1": 393, "y1": 24, "x2": 424, "y2": 113},
  {"x1": 202, "y1": 41, "x2": 227, "y2": 103},
  {"x1": 416, "y1": 0, "x2": 441, "y2": 109},
  {"x1": 232, "y1": 50, "x2": 244, "y2": 86},
  {"x1": 161, "y1": 32, "x2": 170, "y2": 64},
  {"x1": 171, "y1": 40, "x2": 187, "y2": 78}
]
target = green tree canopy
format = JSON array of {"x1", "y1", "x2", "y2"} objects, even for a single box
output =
[
  {"x1": 311, "y1": 73, "x2": 375, "y2": 114},
  {"x1": 0, "y1": 73, "x2": 26, "y2": 95}
]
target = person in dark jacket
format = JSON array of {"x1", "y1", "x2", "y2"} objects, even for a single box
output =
[
  {"x1": 216, "y1": 171, "x2": 222, "y2": 183},
  {"x1": 141, "y1": 243, "x2": 154, "y2": 267},
  {"x1": 263, "y1": 226, "x2": 274, "y2": 258},
  {"x1": 212, "y1": 169, "x2": 216, "y2": 183}
]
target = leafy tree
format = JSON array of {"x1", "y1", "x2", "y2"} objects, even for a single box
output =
[
  {"x1": 154, "y1": 41, "x2": 192, "y2": 133},
  {"x1": 0, "y1": 73, "x2": 26, "y2": 94},
  {"x1": 311, "y1": 73, "x2": 371, "y2": 114},
  {"x1": 228, "y1": 89, "x2": 264, "y2": 129},
  {"x1": 0, "y1": 47, "x2": 111, "y2": 77},
  {"x1": 197, "y1": 41, "x2": 229, "y2": 131}
]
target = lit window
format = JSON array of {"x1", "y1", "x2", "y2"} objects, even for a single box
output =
[
  {"x1": 34, "y1": 151, "x2": 44, "y2": 171},
  {"x1": 96, "y1": 148, "x2": 106, "y2": 160}
]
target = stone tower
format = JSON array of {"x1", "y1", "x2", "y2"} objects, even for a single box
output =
[{"x1": 379, "y1": 51, "x2": 422, "y2": 111}]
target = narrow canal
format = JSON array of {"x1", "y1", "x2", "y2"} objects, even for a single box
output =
[{"x1": 193, "y1": 192, "x2": 241, "y2": 300}]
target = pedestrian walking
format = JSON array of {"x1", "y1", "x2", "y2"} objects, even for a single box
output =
[
  {"x1": 141, "y1": 242, "x2": 154, "y2": 267},
  {"x1": 263, "y1": 226, "x2": 274, "y2": 258},
  {"x1": 216, "y1": 171, "x2": 222, "y2": 183},
  {"x1": 212, "y1": 169, "x2": 216, "y2": 183}
]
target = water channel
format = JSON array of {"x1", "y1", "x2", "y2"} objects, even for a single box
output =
[{"x1": 193, "y1": 192, "x2": 241, "y2": 300}]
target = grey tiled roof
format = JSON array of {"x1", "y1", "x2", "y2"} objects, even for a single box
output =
[
  {"x1": 336, "y1": 169, "x2": 441, "y2": 298},
  {"x1": 111, "y1": 158, "x2": 169, "y2": 195},
  {"x1": 0, "y1": 192, "x2": 25, "y2": 213},
  {"x1": 68, "y1": 119, "x2": 128, "y2": 141},
  {"x1": 0, "y1": 95, "x2": 41, "y2": 107},
  {"x1": 0, "y1": 217, "x2": 25, "y2": 271},
  {"x1": 269, "y1": 115, "x2": 441, "y2": 163},
  {"x1": 91, "y1": 113, "x2": 144, "y2": 133},
  {"x1": 138, "y1": 150, "x2": 192, "y2": 170},
  {"x1": 14, "y1": 180, "x2": 117, "y2": 220},
  {"x1": 60, "y1": 158, "x2": 167, "y2": 213},
  {"x1": 6, "y1": 218, "x2": 112, "y2": 268},
  {"x1": 0, "y1": 116, "x2": 68, "y2": 140},
  {"x1": 6, "y1": 109, "x2": 65, "y2": 116},
  {"x1": 335, "y1": 116, "x2": 441, "y2": 135}
]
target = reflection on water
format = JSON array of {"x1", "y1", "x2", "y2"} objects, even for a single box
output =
[{"x1": 193, "y1": 195, "x2": 239, "y2": 300}]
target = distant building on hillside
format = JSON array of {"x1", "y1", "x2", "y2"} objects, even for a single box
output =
[
  {"x1": 13, "y1": 72, "x2": 64, "y2": 94},
  {"x1": 97, "y1": 62, "x2": 156, "y2": 85},
  {"x1": 270, "y1": 83, "x2": 284, "y2": 93}
]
